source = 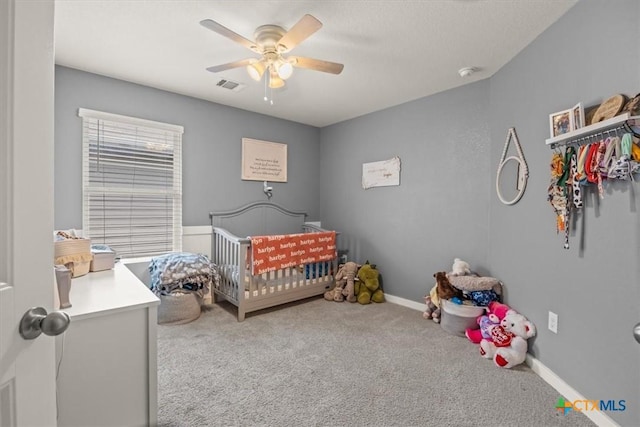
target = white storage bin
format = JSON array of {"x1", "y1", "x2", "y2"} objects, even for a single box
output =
[
  {"x1": 90, "y1": 252, "x2": 116, "y2": 272},
  {"x1": 440, "y1": 298, "x2": 485, "y2": 337}
]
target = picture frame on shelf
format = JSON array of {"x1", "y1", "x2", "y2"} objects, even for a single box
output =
[
  {"x1": 571, "y1": 102, "x2": 585, "y2": 130},
  {"x1": 549, "y1": 108, "x2": 573, "y2": 138}
]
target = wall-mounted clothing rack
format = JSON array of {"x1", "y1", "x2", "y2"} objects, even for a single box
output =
[{"x1": 545, "y1": 113, "x2": 640, "y2": 149}]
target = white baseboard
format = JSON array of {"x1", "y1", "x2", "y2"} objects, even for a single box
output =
[
  {"x1": 385, "y1": 293, "x2": 620, "y2": 427},
  {"x1": 525, "y1": 355, "x2": 620, "y2": 427},
  {"x1": 384, "y1": 293, "x2": 425, "y2": 312}
]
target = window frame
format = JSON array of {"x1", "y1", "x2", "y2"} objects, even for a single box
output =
[{"x1": 79, "y1": 108, "x2": 183, "y2": 259}]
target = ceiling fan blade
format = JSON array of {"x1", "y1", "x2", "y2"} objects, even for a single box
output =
[
  {"x1": 289, "y1": 56, "x2": 344, "y2": 75},
  {"x1": 200, "y1": 19, "x2": 258, "y2": 52},
  {"x1": 277, "y1": 14, "x2": 322, "y2": 52},
  {"x1": 206, "y1": 58, "x2": 255, "y2": 73}
]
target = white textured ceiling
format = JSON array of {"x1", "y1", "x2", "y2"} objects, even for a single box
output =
[{"x1": 54, "y1": 0, "x2": 578, "y2": 127}]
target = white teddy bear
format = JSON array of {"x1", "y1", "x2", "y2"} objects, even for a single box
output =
[
  {"x1": 450, "y1": 257, "x2": 471, "y2": 276},
  {"x1": 479, "y1": 309, "x2": 536, "y2": 369}
]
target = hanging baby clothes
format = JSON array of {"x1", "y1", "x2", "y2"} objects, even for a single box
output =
[
  {"x1": 570, "y1": 149, "x2": 582, "y2": 209},
  {"x1": 594, "y1": 141, "x2": 606, "y2": 198},
  {"x1": 575, "y1": 144, "x2": 589, "y2": 185},
  {"x1": 608, "y1": 133, "x2": 640, "y2": 180},
  {"x1": 599, "y1": 136, "x2": 619, "y2": 179},
  {"x1": 548, "y1": 148, "x2": 573, "y2": 248},
  {"x1": 547, "y1": 147, "x2": 576, "y2": 249}
]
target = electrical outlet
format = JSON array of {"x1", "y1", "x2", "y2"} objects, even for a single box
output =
[{"x1": 548, "y1": 311, "x2": 558, "y2": 334}]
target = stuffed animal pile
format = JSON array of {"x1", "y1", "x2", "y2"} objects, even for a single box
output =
[
  {"x1": 324, "y1": 261, "x2": 385, "y2": 305},
  {"x1": 423, "y1": 258, "x2": 501, "y2": 322},
  {"x1": 422, "y1": 258, "x2": 536, "y2": 369},
  {"x1": 464, "y1": 301, "x2": 511, "y2": 343},
  {"x1": 465, "y1": 302, "x2": 536, "y2": 369}
]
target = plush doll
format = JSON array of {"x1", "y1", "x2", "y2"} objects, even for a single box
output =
[
  {"x1": 423, "y1": 284, "x2": 441, "y2": 323},
  {"x1": 450, "y1": 258, "x2": 471, "y2": 276},
  {"x1": 433, "y1": 272, "x2": 463, "y2": 301},
  {"x1": 465, "y1": 301, "x2": 511, "y2": 343},
  {"x1": 355, "y1": 262, "x2": 384, "y2": 304},
  {"x1": 479, "y1": 309, "x2": 536, "y2": 369},
  {"x1": 324, "y1": 262, "x2": 358, "y2": 302},
  {"x1": 324, "y1": 263, "x2": 344, "y2": 301},
  {"x1": 324, "y1": 278, "x2": 345, "y2": 302},
  {"x1": 338, "y1": 261, "x2": 358, "y2": 303}
]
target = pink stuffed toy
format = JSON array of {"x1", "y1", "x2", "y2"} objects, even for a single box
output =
[{"x1": 465, "y1": 301, "x2": 510, "y2": 344}]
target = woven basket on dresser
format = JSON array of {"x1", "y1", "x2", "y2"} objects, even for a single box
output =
[{"x1": 54, "y1": 238, "x2": 92, "y2": 278}]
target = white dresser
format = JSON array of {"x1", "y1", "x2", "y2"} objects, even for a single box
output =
[{"x1": 55, "y1": 261, "x2": 159, "y2": 427}]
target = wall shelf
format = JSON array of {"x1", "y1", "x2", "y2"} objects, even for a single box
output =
[{"x1": 545, "y1": 113, "x2": 640, "y2": 149}]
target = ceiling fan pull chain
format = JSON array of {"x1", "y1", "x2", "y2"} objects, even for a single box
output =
[{"x1": 263, "y1": 73, "x2": 268, "y2": 102}]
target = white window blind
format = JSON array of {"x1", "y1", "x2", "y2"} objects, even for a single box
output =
[{"x1": 79, "y1": 108, "x2": 183, "y2": 258}]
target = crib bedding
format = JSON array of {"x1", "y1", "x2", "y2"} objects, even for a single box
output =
[
  {"x1": 210, "y1": 202, "x2": 338, "y2": 321},
  {"x1": 249, "y1": 231, "x2": 337, "y2": 274}
]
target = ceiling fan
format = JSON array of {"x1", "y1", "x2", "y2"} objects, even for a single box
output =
[{"x1": 200, "y1": 14, "x2": 344, "y2": 89}]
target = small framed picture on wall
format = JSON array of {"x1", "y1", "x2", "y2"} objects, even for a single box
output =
[
  {"x1": 571, "y1": 102, "x2": 585, "y2": 130},
  {"x1": 549, "y1": 108, "x2": 573, "y2": 138}
]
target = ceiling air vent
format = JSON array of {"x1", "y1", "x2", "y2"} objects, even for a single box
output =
[{"x1": 215, "y1": 78, "x2": 246, "y2": 92}]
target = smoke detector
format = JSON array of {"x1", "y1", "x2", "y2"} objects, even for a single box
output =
[{"x1": 458, "y1": 67, "x2": 478, "y2": 78}]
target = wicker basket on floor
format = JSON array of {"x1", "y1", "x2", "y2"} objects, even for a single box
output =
[{"x1": 157, "y1": 293, "x2": 202, "y2": 325}]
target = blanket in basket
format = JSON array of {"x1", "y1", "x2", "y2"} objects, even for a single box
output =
[{"x1": 149, "y1": 252, "x2": 216, "y2": 297}]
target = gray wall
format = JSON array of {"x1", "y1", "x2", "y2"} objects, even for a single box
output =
[
  {"x1": 54, "y1": 66, "x2": 321, "y2": 228},
  {"x1": 319, "y1": 81, "x2": 492, "y2": 302},
  {"x1": 487, "y1": 1, "x2": 640, "y2": 425},
  {"x1": 319, "y1": 1, "x2": 639, "y2": 425}
]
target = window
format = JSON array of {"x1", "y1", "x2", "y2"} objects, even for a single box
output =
[{"x1": 79, "y1": 108, "x2": 183, "y2": 258}]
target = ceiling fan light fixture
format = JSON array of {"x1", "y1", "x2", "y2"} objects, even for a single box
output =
[
  {"x1": 202, "y1": 14, "x2": 344, "y2": 97},
  {"x1": 268, "y1": 71, "x2": 285, "y2": 89},
  {"x1": 276, "y1": 60, "x2": 293, "y2": 80},
  {"x1": 247, "y1": 61, "x2": 266, "y2": 81}
]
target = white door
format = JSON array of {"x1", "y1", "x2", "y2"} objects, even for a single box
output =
[{"x1": 0, "y1": 0, "x2": 57, "y2": 425}]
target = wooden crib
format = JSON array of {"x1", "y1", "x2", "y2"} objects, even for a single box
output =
[{"x1": 209, "y1": 202, "x2": 338, "y2": 321}]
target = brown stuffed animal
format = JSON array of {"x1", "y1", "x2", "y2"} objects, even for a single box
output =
[
  {"x1": 339, "y1": 261, "x2": 358, "y2": 303},
  {"x1": 433, "y1": 272, "x2": 462, "y2": 301},
  {"x1": 324, "y1": 262, "x2": 359, "y2": 302}
]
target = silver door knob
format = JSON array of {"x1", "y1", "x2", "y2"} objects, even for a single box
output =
[
  {"x1": 19, "y1": 307, "x2": 70, "y2": 340},
  {"x1": 635, "y1": 323, "x2": 640, "y2": 344}
]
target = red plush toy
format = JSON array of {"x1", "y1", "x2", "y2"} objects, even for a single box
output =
[{"x1": 465, "y1": 301, "x2": 510, "y2": 344}]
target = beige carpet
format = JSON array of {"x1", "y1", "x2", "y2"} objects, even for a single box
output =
[{"x1": 157, "y1": 297, "x2": 594, "y2": 427}]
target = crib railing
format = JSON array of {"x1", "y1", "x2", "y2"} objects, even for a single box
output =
[
  {"x1": 211, "y1": 223, "x2": 338, "y2": 320},
  {"x1": 211, "y1": 227, "x2": 248, "y2": 304}
]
